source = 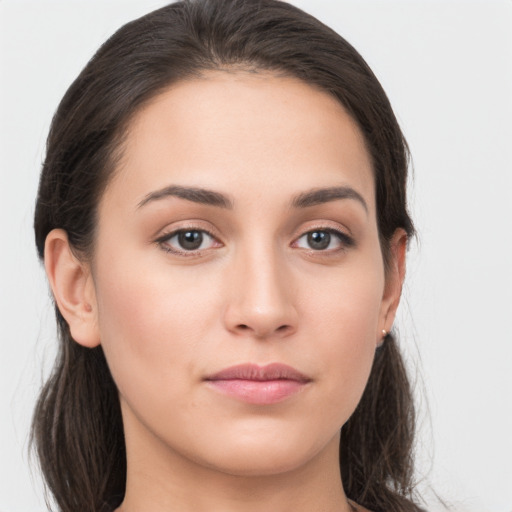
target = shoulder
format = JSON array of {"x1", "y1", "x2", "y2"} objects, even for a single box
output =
[{"x1": 349, "y1": 500, "x2": 373, "y2": 512}]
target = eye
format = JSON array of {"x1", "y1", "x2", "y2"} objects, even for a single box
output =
[
  {"x1": 157, "y1": 229, "x2": 220, "y2": 254},
  {"x1": 294, "y1": 229, "x2": 353, "y2": 251}
]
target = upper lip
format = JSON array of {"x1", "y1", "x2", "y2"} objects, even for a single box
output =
[{"x1": 205, "y1": 363, "x2": 310, "y2": 383}]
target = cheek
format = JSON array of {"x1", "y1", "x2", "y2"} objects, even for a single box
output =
[
  {"x1": 92, "y1": 254, "x2": 221, "y2": 407},
  {"x1": 301, "y1": 259, "x2": 384, "y2": 419},
  {"x1": 304, "y1": 254, "x2": 384, "y2": 342}
]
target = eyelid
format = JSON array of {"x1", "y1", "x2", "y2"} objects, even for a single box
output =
[
  {"x1": 153, "y1": 220, "x2": 355, "y2": 257},
  {"x1": 154, "y1": 222, "x2": 224, "y2": 256},
  {"x1": 291, "y1": 223, "x2": 355, "y2": 252}
]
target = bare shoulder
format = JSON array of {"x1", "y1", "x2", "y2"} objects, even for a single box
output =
[{"x1": 349, "y1": 500, "x2": 373, "y2": 512}]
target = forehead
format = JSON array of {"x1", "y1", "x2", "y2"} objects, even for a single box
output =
[{"x1": 105, "y1": 71, "x2": 375, "y2": 212}]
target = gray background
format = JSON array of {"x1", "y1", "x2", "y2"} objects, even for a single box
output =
[{"x1": 1, "y1": 0, "x2": 511, "y2": 510}]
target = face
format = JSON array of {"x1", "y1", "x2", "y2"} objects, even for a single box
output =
[{"x1": 84, "y1": 72, "x2": 403, "y2": 477}]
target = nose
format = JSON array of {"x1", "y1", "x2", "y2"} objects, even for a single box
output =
[{"x1": 223, "y1": 245, "x2": 298, "y2": 339}]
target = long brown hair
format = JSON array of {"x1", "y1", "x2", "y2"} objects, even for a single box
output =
[{"x1": 32, "y1": 1, "x2": 422, "y2": 510}]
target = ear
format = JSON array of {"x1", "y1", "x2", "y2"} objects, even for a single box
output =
[
  {"x1": 377, "y1": 228, "x2": 408, "y2": 346},
  {"x1": 44, "y1": 229, "x2": 100, "y2": 348}
]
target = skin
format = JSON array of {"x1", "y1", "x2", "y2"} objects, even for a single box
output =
[{"x1": 45, "y1": 72, "x2": 406, "y2": 512}]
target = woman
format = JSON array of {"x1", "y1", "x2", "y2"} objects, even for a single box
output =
[{"x1": 32, "y1": 0, "x2": 423, "y2": 511}]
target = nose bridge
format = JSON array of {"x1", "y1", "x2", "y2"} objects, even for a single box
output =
[{"x1": 225, "y1": 236, "x2": 297, "y2": 338}]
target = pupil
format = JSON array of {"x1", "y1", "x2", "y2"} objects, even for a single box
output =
[
  {"x1": 308, "y1": 231, "x2": 330, "y2": 250},
  {"x1": 178, "y1": 230, "x2": 203, "y2": 250}
]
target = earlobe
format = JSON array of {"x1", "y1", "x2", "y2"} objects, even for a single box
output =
[
  {"x1": 44, "y1": 229, "x2": 100, "y2": 348},
  {"x1": 378, "y1": 228, "x2": 408, "y2": 345}
]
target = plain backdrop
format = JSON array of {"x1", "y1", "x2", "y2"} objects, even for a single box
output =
[{"x1": 1, "y1": 1, "x2": 511, "y2": 511}]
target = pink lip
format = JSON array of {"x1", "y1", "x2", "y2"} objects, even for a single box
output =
[{"x1": 204, "y1": 363, "x2": 311, "y2": 405}]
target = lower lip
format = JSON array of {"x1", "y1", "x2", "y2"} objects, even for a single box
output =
[{"x1": 206, "y1": 379, "x2": 307, "y2": 404}]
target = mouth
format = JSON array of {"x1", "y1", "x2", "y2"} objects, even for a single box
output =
[{"x1": 204, "y1": 363, "x2": 311, "y2": 405}]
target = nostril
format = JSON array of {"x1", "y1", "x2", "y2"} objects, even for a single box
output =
[{"x1": 235, "y1": 324, "x2": 292, "y2": 335}]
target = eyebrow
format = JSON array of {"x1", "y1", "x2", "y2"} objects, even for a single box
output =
[
  {"x1": 291, "y1": 186, "x2": 368, "y2": 213},
  {"x1": 137, "y1": 184, "x2": 367, "y2": 213},
  {"x1": 137, "y1": 185, "x2": 233, "y2": 209}
]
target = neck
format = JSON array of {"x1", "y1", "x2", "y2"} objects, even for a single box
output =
[{"x1": 117, "y1": 409, "x2": 353, "y2": 512}]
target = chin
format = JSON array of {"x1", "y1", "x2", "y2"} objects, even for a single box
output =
[{"x1": 192, "y1": 427, "x2": 339, "y2": 478}]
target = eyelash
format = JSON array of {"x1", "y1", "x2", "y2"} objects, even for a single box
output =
[
  {"x1": 293, "y1": 228, "x2": 355, "y2": 253},
  {"x1": 155, "y1": 226, "x2": 355, "y2": 256},
  {"x1": 155, "y1": 228, "x2": 221, "y2": 256}
]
